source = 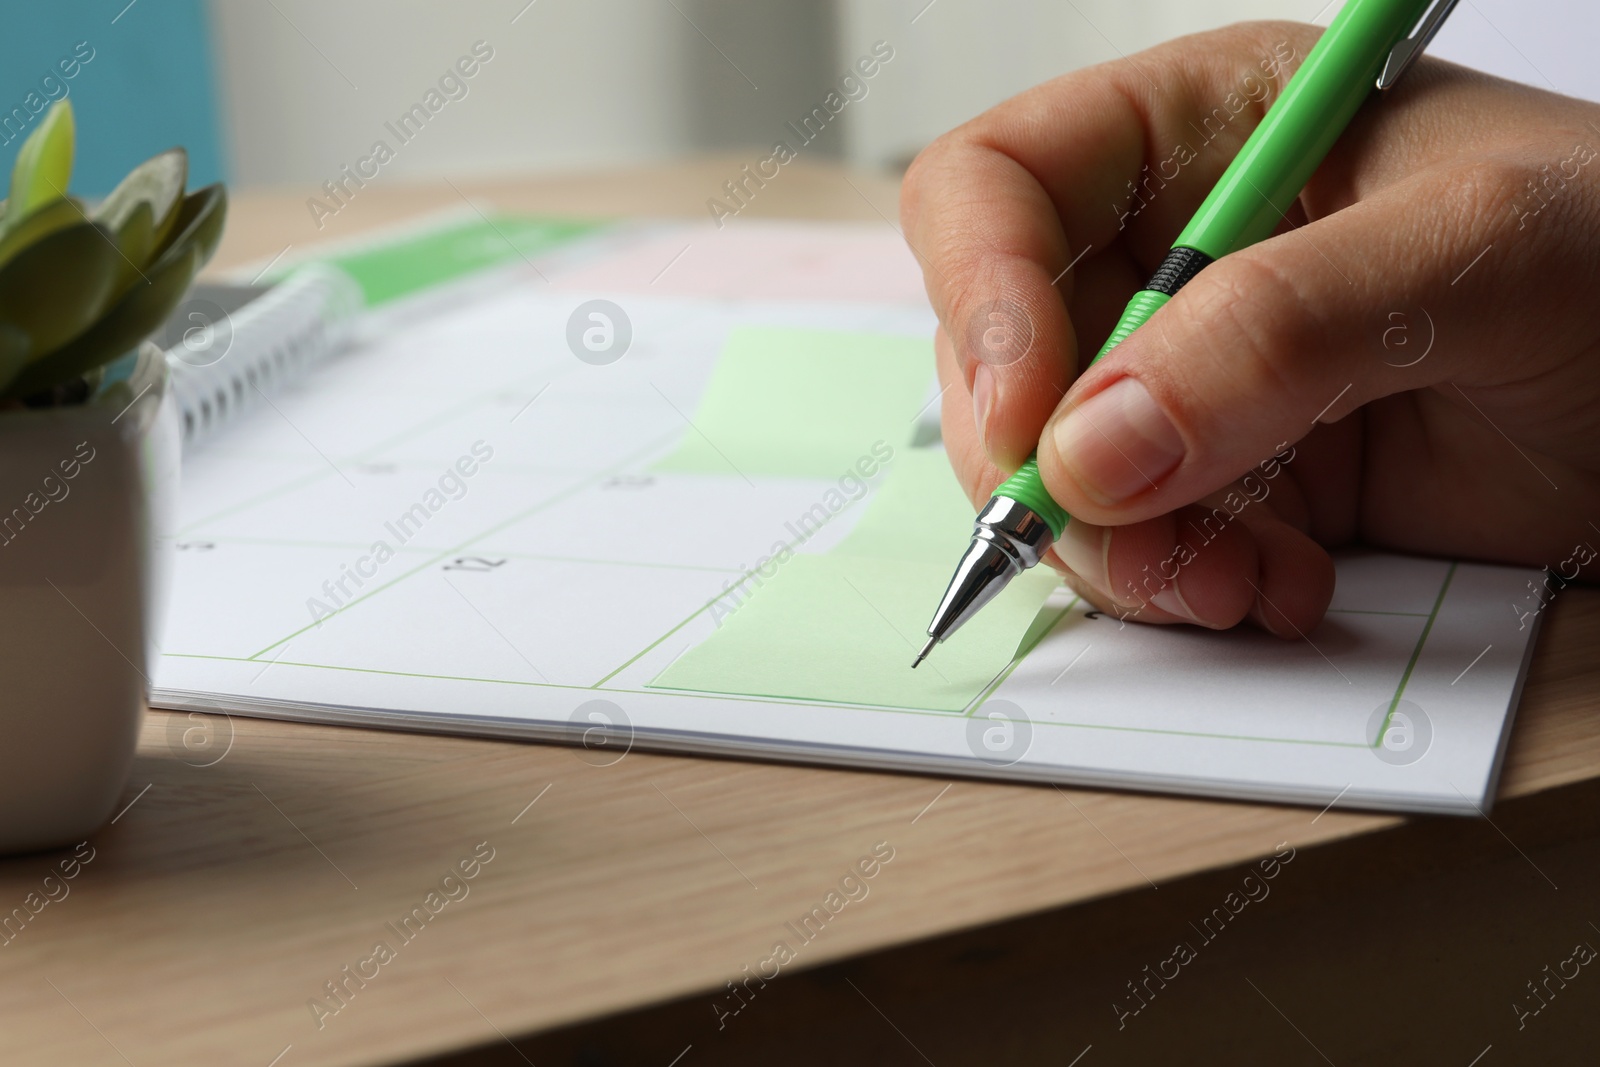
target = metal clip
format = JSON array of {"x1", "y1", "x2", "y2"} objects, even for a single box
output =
[{"x1": 1377, "y1": 0, "x2": 1462, "y2": 91}]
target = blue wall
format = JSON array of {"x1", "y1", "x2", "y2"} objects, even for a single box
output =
[{"x1": 0, "y1": 0, "x2": 224, "y2": 198}]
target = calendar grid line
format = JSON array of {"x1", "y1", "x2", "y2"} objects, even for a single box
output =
[{"x1": 243, "y1": 429, "x2": 681, "y2": 660}]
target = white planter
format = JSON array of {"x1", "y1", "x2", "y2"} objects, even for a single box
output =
[{"x1": 0, "y1": 342, "x2": 179, "y2": 853}]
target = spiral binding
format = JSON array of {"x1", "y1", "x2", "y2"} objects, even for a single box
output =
[{"x1": 166, "y1": 264, "x2": 362, "y2": 448}]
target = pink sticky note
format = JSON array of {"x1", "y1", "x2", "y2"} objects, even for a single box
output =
[{"x1": 551, "y1": 221, "x2": 928, "y2": 305}]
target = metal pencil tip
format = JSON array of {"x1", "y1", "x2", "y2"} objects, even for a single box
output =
[{"x1": 912, "y1": 634, "x2": 937, "y2": 669}]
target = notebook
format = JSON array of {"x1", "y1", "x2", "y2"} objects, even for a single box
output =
[{"x1": 150, "y1": 213, "x2": 1544, "y2": 815}]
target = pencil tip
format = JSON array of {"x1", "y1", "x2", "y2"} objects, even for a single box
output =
[{"x1": 912, "y1": 635, "x2": 937, "y2": 669}]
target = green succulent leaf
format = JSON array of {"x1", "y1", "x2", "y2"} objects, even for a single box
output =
[
  {"x1": 0, "y1": 220, "x2": 123, "y2": 361},
  {"x1": 8, "y1": 100, "x2": 75, "y2": 218},
  {"x1": 93, "y1": 148, "x2": 188, "y2": 266},
  {"x1": 105, "y1": 200, "x2": 158, "y2": 295},
  {"x1": 0, "y1": 132, "x2": 229, "y2": 401},
  {"x1": 152, "y1": 183, "x2": 226, "y2": 272},
  {"x1": 1, "y1": 239, "x2": 204, "y2": 401},
  {"x1": 0, "y1": 197, "x2": 85, "y2": 272}
]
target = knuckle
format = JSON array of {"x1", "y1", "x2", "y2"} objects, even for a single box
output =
[
  {"x1": 898, "y1": 130, "x2": 968, "y2": 229},
  {"x1": 1165, "y1": 252, "x2": 1319, "y2": 409},
  {"x1": 1224, "y1": 19, "x2": 1321, "y2": 62},
  {"x1": 898, "y1": 142, "x2": 941, "y2": 226},
  {"x1": 1155, "y1": 20, "x2": 1319, "y2": 93},
  {"x1": 1452, "y1": 157, "x2": 1533, "y2": 235},
  {"x1": 1454, "y1": 151, "x2": 1600, "y2": 284}
]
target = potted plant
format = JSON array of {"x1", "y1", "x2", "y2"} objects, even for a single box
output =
[{"x1": 0, "y1": 101, "x2": 224, "y2": 853}]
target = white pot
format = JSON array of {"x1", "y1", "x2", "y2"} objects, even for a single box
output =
[{"x1": 0, "y1": 342, "x2": 179, "y2": 853}]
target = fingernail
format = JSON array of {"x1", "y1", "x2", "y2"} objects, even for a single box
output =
[
  {"x1": 1052, "y1": 377, "x2": 1184, "y2": 505},
  {"x1": 1150, "y1": 583, "x2": 1205, "y2": 626},
  {"x1": 972, "y1": 364, "x2": 995, "y2": 449},
  {"x1": 1053, "y1": 518, "x2": 1109, "y2": 591}
]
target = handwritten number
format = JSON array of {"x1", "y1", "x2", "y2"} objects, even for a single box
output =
[{"x1": 443, "y1": 557, "x2": 507, "y2": 573}]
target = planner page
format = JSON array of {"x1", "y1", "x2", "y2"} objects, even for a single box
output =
[{"x1": 151, "y1": 216, "x2": 1543, "y2": 815}]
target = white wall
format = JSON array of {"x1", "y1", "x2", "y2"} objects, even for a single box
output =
[
  {"x1": 834, "y1": 0, "x2": 1296, "y2": 170},
  {"x1": 208, "y1": 0, "x2": 1600, "y2": 191},
  {"x1": 209, "y1": 0, "x2": 700, "y2": 188},
  {"x1": 1427, "y1": 0, "x2": 1600, "y2": 103},
  {"x1": 835, "y1": 0, "x2": 1600, "y2": 171}
]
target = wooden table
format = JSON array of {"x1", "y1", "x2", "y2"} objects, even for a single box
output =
[{"x1": 2, "y1": 161, "x2": 1596, "y2": 1067}]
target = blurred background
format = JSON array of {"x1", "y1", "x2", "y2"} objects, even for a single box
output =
[{"x1": 2, "y1": 0, "x2": 1594, "y2": 197}]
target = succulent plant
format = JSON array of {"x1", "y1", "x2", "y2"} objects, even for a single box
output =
[{"x1": 0, "y1": 100, "x2": 225, "y2": 404}]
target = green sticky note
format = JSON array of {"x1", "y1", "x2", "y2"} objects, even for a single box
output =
[
  {"x1": 833, "y1": 446, "x2": 980, "y2": 564},
  {"x1": 654, "y1": 327, "x2": 934, "y2": 479},
  {"x1": 293, "y1": 216, "x2": 601, "y2": 306},
  {"x1": 651, "y1": 447, "x2": 1059, "y2": 711},
  {"x1": 652, "y1": 554, "x2": 1057, "y2": 712}
]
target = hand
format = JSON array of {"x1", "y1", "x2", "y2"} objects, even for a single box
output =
[{"x1": 900, "y1": 20, "x2": 1600, "y2": 636}]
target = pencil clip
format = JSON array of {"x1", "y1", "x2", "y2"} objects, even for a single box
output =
[{"x1": 1377, "y1": 0, "x2": 1462, "y2": 91}]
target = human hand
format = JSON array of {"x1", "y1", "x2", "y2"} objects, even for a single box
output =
[{"x1": 900, "y1": 20, "x2": 1600, "y2": 636}]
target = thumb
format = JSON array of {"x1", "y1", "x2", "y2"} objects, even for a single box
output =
[{"x1": 1035, "y1": 169, "x2": 1512, "y2": 526}]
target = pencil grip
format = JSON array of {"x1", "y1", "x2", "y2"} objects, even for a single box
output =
[
  {"x1": 993, "y1": 283, "x2": 1175, "y2": 538},
  {"x1": 1089, "y1": 288, "x2": 1171, "y2": 362}
]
